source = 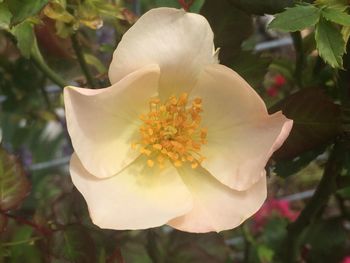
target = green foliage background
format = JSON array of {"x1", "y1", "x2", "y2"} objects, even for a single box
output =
[{"x1": 0, "y1": 0, "x2": 350, "y2": 262}]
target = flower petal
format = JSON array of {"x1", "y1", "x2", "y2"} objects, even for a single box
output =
[
  {"x1": 168, "y1": 166, "x2": 267, "y2": 233},
  {"x1": 70, "y1": 154, "x2": 193, "y2": 230},
  {"x1": 64, "y1": 64, "x2": 160, "y2": 178},
  {"x1": 108, "y1": 8, "x2": 216, "y2": 99},
  {"x1": 191, "y1": 64, "x2": 293, "y2": 190}
]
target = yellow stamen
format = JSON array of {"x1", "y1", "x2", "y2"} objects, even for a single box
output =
[{"x1": 132, "y1": 93, "x2": 207, "y2": 169}]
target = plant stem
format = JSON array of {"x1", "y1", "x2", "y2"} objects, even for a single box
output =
[
  {"x1": 0, "y1": 210, "x2": 52, "y2": 236},
  {"x1": 146, "y1": 230, "x2": 162, "y2": 263},
  {"x1": 71, "y1": 33, "x2": 96, "y2": 88},
  {"x1": 291, "y1": 31, "x2": 304, "y2": 88},
  {"x1": 279, "y1": 142, "x2": 343, "y2": 263},
  {"x1": 31, "y1": 40, "x2": 67, "y2": 89}
]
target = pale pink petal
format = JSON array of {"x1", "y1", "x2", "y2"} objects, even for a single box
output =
[
  {"x1": 108, "y1": 8, "x2": 217, "y2": 99},
  {"x1": 191, "y1": 64, "x2": 293, "y2": 191},
  {"x1": 168, "y1": 166, "x2": 267, "y2": 233},
  {"x1": 64, "y1": 65, "x2": 160, "y2": 178},
  {"x1": 70, "y1": 154, "x2": 193, "y2": 230}
]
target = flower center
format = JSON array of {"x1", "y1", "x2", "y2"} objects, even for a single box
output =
[{"x1": 132, "y1": 93, "x2": 207, "y2": 169}]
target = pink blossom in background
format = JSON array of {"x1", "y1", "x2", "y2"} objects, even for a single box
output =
[
  {"x1": 274, "y1": 74, "x2": 286, "y2": 87},
  {"x1": 253, "y1": 198, "x2": 299, "y2": 231},
  {"x1": 341, "y1": 257, "x2": 350, "y2": 263}
]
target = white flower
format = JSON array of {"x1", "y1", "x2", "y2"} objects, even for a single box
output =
[{"x1": 64, "y1": 8, "x2": 293, "y2": 233}]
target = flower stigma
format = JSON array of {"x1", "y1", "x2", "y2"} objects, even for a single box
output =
[{"x1": 132, "y1": 93, "x2": 207, "y2": 169}]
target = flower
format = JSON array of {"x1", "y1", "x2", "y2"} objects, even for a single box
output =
[
  {"x1": 64, "y1": 8, "x2": 293, "y2": 233},
  {"x1": 253, "y1": 198, "x2": 299, "y2": 232},
  {"x1": 341, "y1": 257, "x2": 350, "y2": 263}
]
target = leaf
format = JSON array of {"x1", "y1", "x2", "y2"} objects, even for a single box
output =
[
  {"x1": 11, "y1": 21, "x2": 35, "y2": 58},
  {"x1": 200, "y1": 0, "x2": 253, "y2": 66},
  {"x1": 0, "y1": 147, "x2": 30, "y2": 211},
  {"x1": 51, "y1": 225, "x2": 97, "y2": 263},
  {"x1": 315, "y1": 17, "x2": 345, "y2": 68},
  {"x1": 84, "y1": 53, "x2": 107, "y2": 74},
  {"x1": 300, "y1": 218, "x2": 347, "y2": 263},
  {"x1": 0, "y1": 3, "x2": 12, "y2": 29},
  {"x1": 315, "y1": 0, "x2": 348, "y2": 10},
  {"x1": 10, "y1": 226, "x2": 43, "y2": 263},
  {"x1": 322, "y1": 7, "x2": 350, "y2": 26},
  {"x1": 268, "y1": 4, "x2": 321, "y2": 32},
  {"x1": 165, "y1": 231, "x2": 229, "y2": 263},
  {"x1": 274, "y1": 146, "x2": 326, "y2": 177},
  {"x1": 6, "y1": 0, "x2": 49, "y2": 25},
  {"x1": 230, "y1": 51, "x2": 270, "y2": 88},
  {"x1": 230, "y1": 0, "x2": 293, "y2": 15},
  {"x1": 269, "y1": 88, "x2": 341, "y2": 160},
  {"x1": 0, "y1": 213, "x2": 8, "y2": 233}
]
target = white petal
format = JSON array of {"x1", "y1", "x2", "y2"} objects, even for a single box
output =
[
  {"x1": 70, "y1": 154, "x2": 193, "y2": 230},
  {"x1": 109, "y1": 8, "x2": 217, "y2": 99},
  {"x1": 191, "y1": 64, "x2": 293, "y2": 190},
  {"x1": 168, "y1": 166, "x2": 267, "y2": 233},
  {"x1": 64, "y1": 65, "x2": 160, "y2": 178}
]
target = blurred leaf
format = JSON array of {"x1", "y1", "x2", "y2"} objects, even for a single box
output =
[
  {"x1": 84, "y1": 53, "x2": 107, "y2": 74},
  {"x1": 201, "y1": 0, "x2": 253, "y2": 66},
  {"x1": 43, "y1": 2, "x2": 74, "y2": 23},
  {"x1": 52, "y1": 190, "x2": 88, "y2": 225},
  {"x1": 0, "y1": 147, "x2": 30, "y2": 211},
  {"x1": 230, "y1": 0, "x2": 293, "y2": 15},
  {"x1": 51, "y1": 225, "x2": 97, "y2": 263},
  {"x1": 11, "y1": 21, "x2": 35, "y2": 58},
  {"x1": 269, "y1": 88, "x2": 341, "y2": 160},
  {"x1": 165, "y1": 231, "x2": 229, "y2": 263},
  {"x1": 316, "y1": 18, "x2": 346, "y2": 68},
  {"x1": 0, "y1": 213, "x2": 8, "y2": 233},
  {"x1": 274, "y1": 146, "x2": 326, "y2": 177},
  {"x1": 315, "y1": 0, "x2": 348, "y2": 9},
  {"x1": 0, "y1": 3, "x2": 11, "y2": 29},
  {"x1": 300, "y1": 218, "x2": 347, "y2": 263},
  {"x1": 6, "y1": 0, "x2": 49, "y2": 25},
  {"x1": 10, "y1": 226, "x2": 43, "y2": 263},
  {"x1": 230, "y1": 51, "x2": 270, "y2": 88},
  {"x1": 321, "y1": 7, "x2": 350, "y2": 26},
  {"x1": 257, "y1": 245, "x2": 274, "y2": 263},
  {"x1": 268, "y1": 4, "x2": 321, "y2": 32},
  {"x1": 342, "y1": 25, "x2": 350, "y2": 45}
]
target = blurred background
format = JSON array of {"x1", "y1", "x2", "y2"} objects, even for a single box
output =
[{"x1": 0, "y1": 0, "x2": 350, "y2": 262}]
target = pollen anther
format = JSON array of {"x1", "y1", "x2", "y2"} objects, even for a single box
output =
[{"x1": 132, "y1": 93, "x2": 207, "y2": 169}]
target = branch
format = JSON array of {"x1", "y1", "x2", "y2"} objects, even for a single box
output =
[
  {"x1": 71, "y1": 33, "x2": 97, "y2": 88},
  {"x1": 291, "y1": 31, "x2": 304, "y2": 88},
  {"x1": 31, "y1": 39, "x2": 67, "y2": 89}
]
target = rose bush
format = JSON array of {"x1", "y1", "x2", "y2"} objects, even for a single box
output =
[{"x1": 64, "y1": 7, "x2": 292, "y2": 233}]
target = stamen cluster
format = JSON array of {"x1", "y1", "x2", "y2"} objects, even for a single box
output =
[{"x1": 132, "y1": 93, "x2": 207, "y2": 169}]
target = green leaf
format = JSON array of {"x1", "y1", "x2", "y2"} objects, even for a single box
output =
[
  {"x1": 0, "y1": 147, "x2": 30, "y2": 211},
  {"x1": 84, "y1": 53, "x2": 107, "y2": 74},
  {"x1": 6, "y1": 0, "x2": 49, "y2": 25},
  {"x1": 10, "y1": 226, "x2": 43, "y2": 263},
  {"x1": 230, "y1": 51, "x2": 270, "y2": 88},
  {"x1": 322, "y1": 7, "x2": 350, "y2": 26},
  {"x1": 274, "y1": 146, "x2": 326, "y2": 177},
  {"x1": 201, "y1": 0, "x2": 253, "y2": 66},
  {"x1": 51, "y1": 225, "x2": 97, "y2": 263},
  {"x1": 11, "y1": 21, "x2": 35, "y2": 58},
  {"x1": 165, "y1": 231, "x2": 230, "y2": 263},
  {"x1": 0, "y1": 3, "x2": 12, "y2": 29},
  {"x1": 300, "y1": 218, "x2": 347, "y2": 263},
  {"x1": 268, "y1": 4, "x2": 321, "y2": 32},
  {"x1": 230, "y1": 0, "x2": 293, "y2": 15},
  {"x1": 257, "y1": 245, "x2": 274, "y2": 262},
  {"x1": 269, "y1": 88, "x2": 341, "y2": 160},
  {"x1": 315, "y1": 0, "x2": 348, "y2": 10},
  {"x1": 315, "y1": 18, "x2": 345, "y2": 68}
]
